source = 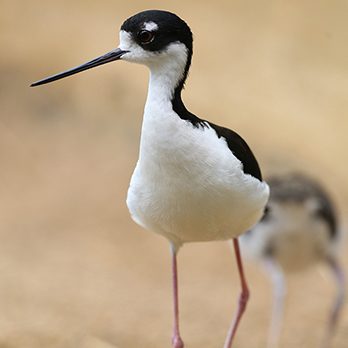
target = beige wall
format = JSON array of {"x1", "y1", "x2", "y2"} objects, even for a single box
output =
[{"x1": 1, "y1": 1, "x2": 347, "y2": 347}]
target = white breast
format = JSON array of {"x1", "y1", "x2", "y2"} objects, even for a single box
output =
[
  {"x1": 127, "y1": 103, "x2": 269, "y2": 248},
  {"x1": 124, "y1": 41, "x2": 269, "y2": 248}
]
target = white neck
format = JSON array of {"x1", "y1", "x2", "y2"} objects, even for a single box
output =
[
  {"x1": 137, "y1": 44, "x2": 189, "y2": 162},
  {"x1": 118, "y1": 32, "x2": 189, "y2": 113},
  {"x1": 147, "y1": 64, "x2": 182, "y2": 105},
  {"x1": 145, "y1": 42, "x2": 188, "y2": 114}
]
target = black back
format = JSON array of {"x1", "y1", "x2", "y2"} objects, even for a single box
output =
[{"x1": 172, "y1": 88, "x2": 262, "y2": 181}]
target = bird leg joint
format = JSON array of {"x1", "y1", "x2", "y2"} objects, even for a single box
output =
[{"x1": 172, "y1": 335, "x2": 184, "y2": 348}]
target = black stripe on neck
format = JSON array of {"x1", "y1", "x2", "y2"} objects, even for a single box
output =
[{"x1": 172, "y1": 87, "x2": 205, "y2": 127}]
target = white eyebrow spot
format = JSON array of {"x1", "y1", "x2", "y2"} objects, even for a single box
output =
[{"x1": 144, "y1": 21, "x2": 158, "y2": 31}]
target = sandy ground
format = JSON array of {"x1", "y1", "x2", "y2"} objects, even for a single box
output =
[{"x1": 1, "y1": 0, "x2": 348, "y2": 347}]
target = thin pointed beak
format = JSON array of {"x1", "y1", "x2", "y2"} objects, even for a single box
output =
[{"x1": 30, "y1": 48, "x2": 127, "y2": 87}]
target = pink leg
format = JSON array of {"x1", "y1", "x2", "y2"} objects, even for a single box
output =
[
  {"x1": 320, "y1": 257, "x2": 345, "y2": 348},
  {"x1": 171, "y1": 244, "x2": 184, "y2": 348},
  {"x1": 224, "y1": 238, "x2": 250, "y2": 348}
]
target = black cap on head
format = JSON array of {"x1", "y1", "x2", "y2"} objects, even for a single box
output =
[{"x1": 121, "y1": 10, "x2": 193, "y2": 54}]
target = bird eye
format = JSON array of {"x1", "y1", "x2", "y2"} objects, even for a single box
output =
[{"x1": 138, "y1": 30, "x2": 155, "y2": 44}]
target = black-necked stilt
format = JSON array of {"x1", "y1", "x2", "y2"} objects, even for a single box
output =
[
  {"x1": 31, "y1": 10, "x2": 269, "y2": 348},
  {"x1": 241, "y1": 173, "x2": 345, "y2": 348}
]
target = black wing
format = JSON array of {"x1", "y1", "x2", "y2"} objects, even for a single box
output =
[
  {"x1": 171, "y1": 91, "x2": 263, "y2": 181},
  {"x1": 206, "y1": 121, "x2": 262, "y2": 181}
]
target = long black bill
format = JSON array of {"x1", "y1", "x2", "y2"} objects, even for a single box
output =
[{"x1": 30, "y1": 48, "x2": 127, "y2": 87}]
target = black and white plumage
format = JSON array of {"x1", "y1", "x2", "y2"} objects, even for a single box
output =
[
  {"x1": 241, "y1": 173, "x2": 345, "y2": 348},
  {"x1": 31, "y1": 10, "x2": 269, "y2": 348}
]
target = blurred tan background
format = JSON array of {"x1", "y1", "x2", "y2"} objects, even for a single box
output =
[{"x1": 1, "y1": 0, "x2": 347, "y2": 347}]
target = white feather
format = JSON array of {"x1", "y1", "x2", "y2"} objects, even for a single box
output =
[{"x1": 144, "y1": 21, "x2": 158, "y2": 31}]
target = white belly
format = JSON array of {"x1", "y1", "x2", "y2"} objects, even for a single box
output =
[{"x1": 126, "y1": 115, "x2": 269, "y2": 248}]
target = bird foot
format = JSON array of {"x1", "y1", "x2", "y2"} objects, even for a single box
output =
[{"x1": 172, "y1": 335, "x2": 184, "y2": 348}]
